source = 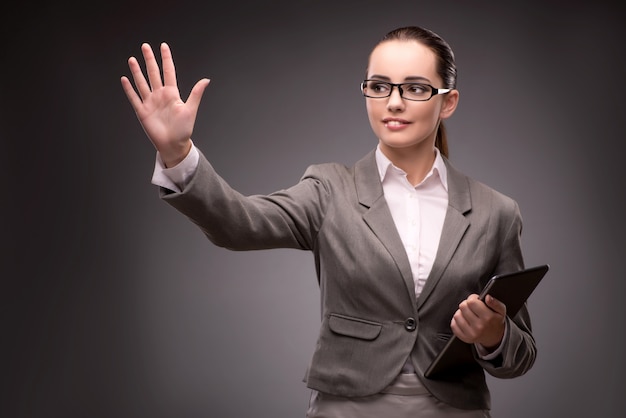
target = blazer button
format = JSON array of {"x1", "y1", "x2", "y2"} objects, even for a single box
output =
[{"x1": 404, "y1": 317, "x2": 417, "y2": 332}]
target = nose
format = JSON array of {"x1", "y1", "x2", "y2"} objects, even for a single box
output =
[{"x1": 386, "y1": 85, "x2": 405, "y2": 111}]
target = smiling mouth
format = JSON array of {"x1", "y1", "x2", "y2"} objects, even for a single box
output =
[{"x1": 383, "y1": 119, "x2": 410, "y2": 127}]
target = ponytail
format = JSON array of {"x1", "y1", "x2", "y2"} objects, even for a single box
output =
[{"x1": 436, "y1": 121, "x2": 449, "y2": 158}]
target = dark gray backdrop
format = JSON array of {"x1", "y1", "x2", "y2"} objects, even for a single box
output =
[{"x1": 3, "y1": 1, "x2": 625, "y2": 417}]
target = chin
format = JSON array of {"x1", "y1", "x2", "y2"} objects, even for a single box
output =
[{"x1": 380, "y1": 137, "x2": 424, "y2": 149}]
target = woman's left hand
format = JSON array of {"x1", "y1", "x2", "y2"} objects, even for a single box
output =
[{"x1": 451, "y1": 294, "x2": 506, "y2": 351}]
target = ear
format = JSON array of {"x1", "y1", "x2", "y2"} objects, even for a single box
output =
[{"x1": 439, "y1": 89, "x2": 459, "y2": 120}]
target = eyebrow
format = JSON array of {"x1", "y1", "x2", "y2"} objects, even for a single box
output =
[{"x1": 368, "y1": 74, "x2": 432, "y2": 83}]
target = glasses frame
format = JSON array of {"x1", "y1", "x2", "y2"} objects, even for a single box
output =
[{"x1": 360, "y1": 79, "x2": 452, "y2": 102}]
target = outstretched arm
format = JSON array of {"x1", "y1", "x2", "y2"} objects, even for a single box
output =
[{"x1": 120, "y1": 42, "x2": 210, "y2": 167}]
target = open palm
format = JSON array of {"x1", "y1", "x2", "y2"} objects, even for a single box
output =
[{"x1": 121, "y1": 42, "x2": 209, "y2": 167}]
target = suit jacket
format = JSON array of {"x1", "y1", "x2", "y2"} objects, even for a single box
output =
[{"x1": 161, "y1": 149, "x2": 535, "y2": 410}]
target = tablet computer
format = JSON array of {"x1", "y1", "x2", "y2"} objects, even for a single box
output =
[{"x1": 423, "y1": 264, "x2": 550, "y2": 379}]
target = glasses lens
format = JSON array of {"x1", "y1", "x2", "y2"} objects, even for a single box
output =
[
  {"x1": 401, "y1": 83, "x2": 432, "y2": 101},
  {"x1": 363, "y1": 80, "x2": 391, "y2": 98}
]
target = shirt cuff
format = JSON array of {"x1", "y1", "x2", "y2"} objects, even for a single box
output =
[{"x1": 151, "y1": 143, "x2": 200, "y2": 192}]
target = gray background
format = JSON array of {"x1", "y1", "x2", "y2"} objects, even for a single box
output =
[{"x1": 3, "y1": 1, "x2": 625, "y2": 417}]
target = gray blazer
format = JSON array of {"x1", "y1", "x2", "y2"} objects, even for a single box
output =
[{"x1": 161, "y1": 149, "x2": 535, "y2": 410}]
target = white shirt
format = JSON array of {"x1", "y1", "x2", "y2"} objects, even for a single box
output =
[{"x1": 375, "y1": 145, "x2": 448, "y2": 298}]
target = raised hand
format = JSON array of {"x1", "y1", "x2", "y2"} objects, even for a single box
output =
[{"x1": 121, "y1": 43, "x2": 210, "y2": 167}]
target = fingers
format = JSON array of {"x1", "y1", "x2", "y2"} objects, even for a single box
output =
[
  {"x1": 453, "y1": 297, "x2": 480, "y2": 330},
  {"x1": 124, "y1": 54, "x2": 152, "y2": 105},
  {"x1": 142, "y1": 42, "x2": 163, "y2": 92},
  {"x1": 122, "y1": 43, "x2": 173, "y2": 110},
  {"x1": 459, "y1": 294, "x2": 482, "y2": 324},
  {"x1": 451, "y1": 294, "x2": 500, "y2": 338},
  {"x1": 124, "y1": 43, "x2": 184, "y2": 96},
  {"x1": 450, "y1": 309, "x2": 473, "y2": 343},
  {"x1": 451, "y1": 293, "x2": 507, "y2": 346},
  {"x1": 121, "y1": 42, "x2": 209, "y2": 125},
  {"x1": 160, "y1": 42, "x2": 177, "y2": 88},
  {"x1": 467, "y1": 294, "x2": 480, "y2": 302},
  {"x1": 120, "y1": 75, "x2": 143, "y2": 112}
]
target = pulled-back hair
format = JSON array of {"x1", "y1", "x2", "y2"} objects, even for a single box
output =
[{"x1": 373, "y1": 26, "x2": 457, "y2": 158}]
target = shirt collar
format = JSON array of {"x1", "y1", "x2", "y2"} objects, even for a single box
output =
[{"x1": 375, "y1": 144, "x2": 448, "y2": 191}]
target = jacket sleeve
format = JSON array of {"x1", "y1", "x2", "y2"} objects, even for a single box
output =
[
  {"x1": 159, "y1": 150, "x2": 330, "y2": 252},
  {"x1": 476, "y1": 200, "x2": 537, "y2": 378}
]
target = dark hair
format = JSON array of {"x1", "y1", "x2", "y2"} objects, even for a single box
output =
[{"x1": 371, "y1": 26, "x2": 457, "y2": 158}]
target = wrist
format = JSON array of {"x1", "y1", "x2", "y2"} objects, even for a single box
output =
[
  {"x1": 160, "y1": 140, "x2": 192, "y2": 168},
  {"x1": 482, "y1": 328, "x2": 505, "y2": 351}
]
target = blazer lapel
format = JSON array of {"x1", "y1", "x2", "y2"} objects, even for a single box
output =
[
  {"x1": 355, "y1": 151, "x2": 417, "y2": 306},
  {"x1": 417, "y1": 158, "x2": 472, "y2": 308}
]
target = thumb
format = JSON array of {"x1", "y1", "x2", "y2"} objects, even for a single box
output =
[
  {"x1": 187, "y1": 78, "x2": 211, "y2": 109},
  {"x1": 485, "y1": 295, "x2": 507, "y2": 316}
]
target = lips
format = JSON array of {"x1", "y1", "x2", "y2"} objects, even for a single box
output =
[{"x1": 383, "y1": 117, "x2": 410, "y2": 129}]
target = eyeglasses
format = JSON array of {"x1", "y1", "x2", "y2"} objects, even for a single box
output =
[{"x1": 360, "y1": 79, "x2": 451, "y2": 101}]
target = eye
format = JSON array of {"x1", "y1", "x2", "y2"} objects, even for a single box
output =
[
  {"x1": 368, "y1": 81, "x2": 391, "y2": 93},
  {"x1": 405, "y1": 83, "x2": 429, "y2": 94}
]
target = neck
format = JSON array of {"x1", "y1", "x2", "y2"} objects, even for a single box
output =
[{"x1": 379, "y1": 141, "x2": 437, "y2": 186}]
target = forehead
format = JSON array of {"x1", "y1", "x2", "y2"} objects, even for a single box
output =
[{"x1": 367, "y1": 40, "x2": 439, "y2": 82}]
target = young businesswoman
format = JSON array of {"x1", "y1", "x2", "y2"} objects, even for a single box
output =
[{"x1": 121, "y1": 26, "x2": 535, "y2": 417}]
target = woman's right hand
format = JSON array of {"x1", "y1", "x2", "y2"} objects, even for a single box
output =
[{"x1": 120, "y1": 42, "x2": 210, "y2": 167}]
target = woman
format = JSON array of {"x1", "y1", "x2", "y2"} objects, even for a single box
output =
[{"x1": 121, "y1": 26, "x2": 535, "y2": 417}]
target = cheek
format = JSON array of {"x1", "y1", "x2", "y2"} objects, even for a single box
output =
[
  {"x1": 365, "y1": 101, "x2": 376, "y2": 126},
  {"x1": 365, "y1": 100, "x2": 384, "y2": 122},
  {"x1": 412, "y1": 103, "x2": 442, "y2": 125},
  {"x1": 365, "y1": 100, "x2": 375, "y2": 116}
]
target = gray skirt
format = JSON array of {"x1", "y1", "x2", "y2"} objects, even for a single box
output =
[{"x1": 306, "y1": 373, "x2": 490, "y2": 418}]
